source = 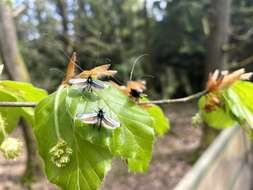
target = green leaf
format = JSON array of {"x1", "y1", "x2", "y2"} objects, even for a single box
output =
[
  {"x1": 0, "y1": 81, "x2": 47, "y2": 142},
  {"x1": 34, "y1": 83, "x2": 161, "y2": 189},
  {"x1": 145, "y1": 105, "x2": 170, "y2": 136},
  {"x1": 34, "y1": 89, "x2": 112, "y2": 190},
  {"x1": 198, "y1": 81, "x2": 253, "y2": 137},
  {"x1": 230, "y1": 81, "x2": 253, "y2": 113},
  {"x1": 66, "y1": 85, "x2": 155, "y2": 172},
  {"x1": 198, "y1": 95, "x2": 236, "y2": 129},
  {"x1": 0, "y1": 92, "x2": 23, "y2": 142},
  {"x1": 223, "y1": 82, "x2": 253, "y2": 137},
  {"x1": 126, "y1": 104, "x2": 169, "y2": 172}
]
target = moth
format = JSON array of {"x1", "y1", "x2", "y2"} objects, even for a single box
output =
[
  {"x1": 68, "y1": 76, "x2": 108, "y2": 91},
  {"x1": 113, "y1": 80, "x2": 147, "y2": 102},
  {"x1": 68, "y1": 64, "x2": 117, "y2": 91},
  {"x1": 76, "y1": 109, "x2": 120, "y2": 130},
  {"x1": 127, "y1": 80, "x2": 147, "y2": 101}
]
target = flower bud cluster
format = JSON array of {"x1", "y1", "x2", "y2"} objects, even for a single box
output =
[
  {"x1": 192, "y1": 112, "x2": 203, "y2": 128},
  {"x1": 49, "y1": 139, "x2": 72, "y2": 168},
  {"x1": 0, "y1": 137, "x2": 23, "y2": 160}
]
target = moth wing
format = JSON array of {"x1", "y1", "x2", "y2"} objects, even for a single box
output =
[
  {"x1": 127, "y1": 80, "x2": 146, "y2": 92},
  {"x1": 76, "y1": 71, "x2": 90, "y2": 78},
  {"x1": 62, "y1": 52, "x2": 77, "y2": 85},
  {"x1": 77, "y1": 64, "x2": 117, "y2": 78},
  {"x1": 102, "y1": 115, "x2": 120, "y2": 129},
  {"x1": 91, "y1": 64, "x2": 111, "y2": 72},
  {"x1": 76, "y1": 113, "x2": 98, "y2": 124},
  {"x1": 68, "y1": 78, "x2": 87, "y2": 85},
  {"x1": 77, "y1": 64, "x2": 110, "y2": 78},
  {"x1": 90, "y1": 64, "x2": 117, "y2": 78},
  {"x1": 95, "y1": 70, "x2": 118, "y2": 78},
  {"x1": 91, "y1": 80, "x2": 108, "y2": 89}
]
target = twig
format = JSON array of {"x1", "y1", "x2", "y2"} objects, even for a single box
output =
[
  {"x1": 0, "y1": 90, "x2": 208, "y2": 107},
  {"x1": 139, "y1": 90, "x2": 208, "y2": 105},
  {"x1": 229, "y1": 54, "x2": 253, "y2": 70},
  {"x1": 0, "y1": 102, "x2": 37, "y2": 107}
]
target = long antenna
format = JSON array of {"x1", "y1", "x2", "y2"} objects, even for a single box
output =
[
  {"x1": 61, "y1": 51, "x2": 84, "y2": 71},
  {"x1": 129, "y1": 54, "x2": 148, "y2": 81}
]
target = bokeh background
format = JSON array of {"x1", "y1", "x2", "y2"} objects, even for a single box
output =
[
  {"x1": 0, "y1": 0, "x2": 253, "y2": 189},
  {"x1": 7, "y1": 0, "x2": 253, "y2": 96}
]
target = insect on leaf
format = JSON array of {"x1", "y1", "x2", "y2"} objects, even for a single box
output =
[{"x1": 34, "y1": 89, "x2": 112, "y2": 190}]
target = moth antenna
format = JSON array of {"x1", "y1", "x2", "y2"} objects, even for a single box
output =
[
  {"x1": 69, "y1": 52, "x2": 84, "y2": 72},
  {"x1": 61, "y1": 51, "x2": 84, "y2": 72},
  {"x1": 49, "y1": 68, "x2": 65, "y2": 77},
  {"x1": 74, "y1": 62, "x2": 84, "y2": 72},
  {"x1": 129, "y1": 54, "x2": 148, "y2": 81},
  {"x1": 140, "y1": 74, "x2": 155, "y2": 79}
]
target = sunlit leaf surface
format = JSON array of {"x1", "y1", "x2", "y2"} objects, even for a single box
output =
[
  {"x1": 0, "y1": 81, "x2": 47, "y2": 142},
  {"x1": 35, "y1": 83, "x2": 169, "y2": 189}
]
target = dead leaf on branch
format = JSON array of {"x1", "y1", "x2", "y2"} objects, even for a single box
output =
[
  {"x1": 206, "y1": 68, "x2": 252, "y2": 92},
  {"x1": 205, "y1": 68, "x2": 252, "y2": 112}
]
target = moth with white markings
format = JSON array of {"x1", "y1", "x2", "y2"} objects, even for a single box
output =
[
  {"x1": 76, "y1": 109, "x2": 120, "y2": 130},
  {"x1": 68, "y1": 76, "x2": 108, "y2": 92}
]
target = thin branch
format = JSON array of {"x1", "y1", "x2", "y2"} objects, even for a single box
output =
[
  {"x1": 229, "y1": 54, "x2": 253, "y2": 70},
  {"x1": 139, "y1": 90, "x2": 208, "y2": 105},
  {"x1": 0, "y1": 102, "x2": 37, "y2": 107},
  {"x1": 0, "y1": 90, "x2": 208, "y2": 107}
]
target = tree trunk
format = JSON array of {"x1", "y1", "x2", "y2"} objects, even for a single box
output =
[
  {"x1": 143, "y1": 0, "x2": 152, "y2": 74},
  {"x1": 56, "y1": 0, "x2": 71, "y2": 54},
  {"x1": 0, "y1": 2, "x2": 43, "y2": 183},
  {"x1": 200, "y1": 0, "x2": 232, "y2": 158},
  {"x1": 205, "y1": 0, "x2": 232, "y2": 79},
  {"x1": 185, "y1": 0, "x2": 233, "y2": 163},
  {"x1": 0, "y1": 4, "x2": 30, "y2": 81}
]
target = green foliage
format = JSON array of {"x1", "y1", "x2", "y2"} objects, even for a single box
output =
[
  {"x1": 34, "y1": 84, "x2": 169, "y2": 189},
  {"x1": 198, "y1": 95, "x2": 236, "y2": 129},
  {"x1": 146, "y1": 104, "x2": 170, "y2": 136},
  {"x1": 223, "y1": 81, "x2": 253, "y2": 137},
  {"x1": 198, "y1": 81, "x2": 253, "y2": 137},
  {"x1": 0, "y1": 81, "x2": 47, "y2": 142},
  {"x1": 35, "y1": 90, "x2": 112, "y2": 190}
]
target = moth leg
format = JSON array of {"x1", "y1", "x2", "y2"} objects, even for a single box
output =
[
  {"x1": 82, "y1": 86, "x2": 87, "y2": 93},
  {"x1": 98, "y1": 119, "x2": 102, "y2": 131},
  {"x1": 87, "y1": 84, "x2": 91, "y2": 92}
]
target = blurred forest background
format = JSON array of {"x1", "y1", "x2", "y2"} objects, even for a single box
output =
[
  {"x1": 0, "y1": 0, "x2": 253, "y2": 189},
  {"x1": 1, "y1": 0, "x2": 253, "y2": 97}
]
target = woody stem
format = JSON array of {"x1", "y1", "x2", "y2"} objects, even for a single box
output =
[{"x1": 139, "y1": 90, "x2": 208, "y2": 105}]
